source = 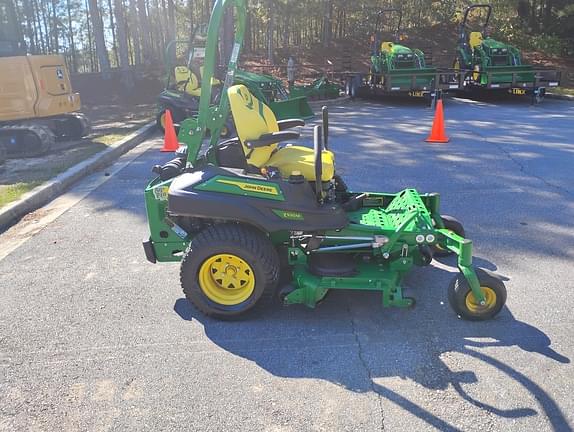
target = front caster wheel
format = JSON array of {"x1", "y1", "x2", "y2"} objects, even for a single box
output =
[
  {"x1": 180, "y1": 224, "x2": 280, "y2": 320},
  {"x1": 432, "y1": 215, "x2": 465, "y2": 257},
  {"x1": 448, "y1": 268, "x2": 507, "y2": 321}
]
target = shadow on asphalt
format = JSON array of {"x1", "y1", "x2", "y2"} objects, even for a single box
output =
[{"x1": 173, "y1": 295, "x2": 570, "y2": 431}]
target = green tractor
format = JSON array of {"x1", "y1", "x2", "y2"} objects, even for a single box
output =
[
  {"x1": 454, "y1": 4, "x2": 560, "y2": 101},
  {"x1": 143, "y1": 0, "x2": 507, "y2": 321},
  {"x1": 234, "y1": 69, "x2": 314, "y2": 120},
  {"x1": 347, "y1": 8, "x2": 456, "y2": 101},
  {"x1": 156, "y1": 27, "x2": 313, "y2": 130}
]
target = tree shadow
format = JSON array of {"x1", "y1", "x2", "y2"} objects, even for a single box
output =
[{"x1": 173, "y1": 296, "x2": 570, "y2": 431}]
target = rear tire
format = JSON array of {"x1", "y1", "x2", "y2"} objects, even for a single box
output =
[
  {"x1": 448, "y1": 268, "x2": 507, "y2": 321},
  {"x1": 180, "y1": 224, "x2": 280, "y2": 319}
]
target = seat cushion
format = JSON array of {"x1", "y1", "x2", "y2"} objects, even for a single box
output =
[{"x1": 266, "y1": 145, "x2": 335, "y2": 182}]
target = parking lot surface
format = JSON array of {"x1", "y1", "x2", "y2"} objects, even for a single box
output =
[{"x1": 1, "y1": 96, "x2": 573, "y2": 431}]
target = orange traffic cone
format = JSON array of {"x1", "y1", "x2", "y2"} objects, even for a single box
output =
[
  {"x1": 425, "y1": 99, "x2": 449, "y2": 143},
  {"x1": 160, "y1": 110, "x2": 179, "y2": 152}
]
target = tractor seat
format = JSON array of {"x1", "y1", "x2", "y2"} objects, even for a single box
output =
[
  {"x1": 174, "y1": 66, "x2": 201, "y2": 96},
  {"x1": 469, "y1": 32, "x2": 483, "y2": 49},
  {"x1": 227, "y1": 84, "x2": 335, "y2": 182}
]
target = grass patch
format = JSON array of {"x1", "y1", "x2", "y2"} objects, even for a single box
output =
[
  {"x1": 0, "y1": 181, "x2": 42, "y2": 208},
  {"x1": 92, "y1": 133, "x2": 129, "y2": 145}
]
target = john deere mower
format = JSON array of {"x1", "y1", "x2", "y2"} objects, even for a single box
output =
[
  {"x1": 143, "y1": 0, "x2": 507, "y2": 321},
  {"x1": 454, "y1": 4, "x2": 560, "y2": 101},
  {"x1": 347, "y1": 8, "x2": 457, "y2": 101}
]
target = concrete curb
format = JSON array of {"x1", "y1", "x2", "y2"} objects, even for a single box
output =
[
  {"x1": 546, "y1": 92, "x2": 574, "y2": 102},
  {"x1": 0, "y1": 122, "x2": 156, "y2": 230}
]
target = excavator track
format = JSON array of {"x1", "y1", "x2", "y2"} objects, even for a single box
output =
[
  {"x1": 57, "y1": 113, "x2": 91, "y2": 139},
  {"x1": 0, "y1": 124, "x2": 56, "y2": 157}
]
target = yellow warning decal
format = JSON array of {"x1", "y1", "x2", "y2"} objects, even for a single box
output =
[{"x1": 216, "y1": 179, "x2": 279, "y2": 195}]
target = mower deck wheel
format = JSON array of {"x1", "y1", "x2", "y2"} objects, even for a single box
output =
[
  {"x1": 448, "y1": 268, "x2": 507, "y2": 321},
  {"x1": 180, "y1": 224, "x2": 280, "y2": 319},
  {"x1": 432, "y1": 215, "x2": 465, "y2": 257}
]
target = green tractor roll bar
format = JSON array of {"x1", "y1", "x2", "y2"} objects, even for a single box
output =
[{"x1": 176, "y1": 0, "x2": 246, "y2": 166}]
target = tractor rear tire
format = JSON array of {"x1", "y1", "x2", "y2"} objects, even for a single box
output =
[
  {"x1": 180, "y1": 224, "x2": 280, "y2": 319},
  {"x1": 432, "y1": 215, "x2": 465, "y2": 257},
  {"x1": 448, "y1": 268, "x2": 506, "y2": 321}
]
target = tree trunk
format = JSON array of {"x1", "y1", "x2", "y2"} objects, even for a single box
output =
[
  {"x1": 283, "y1": 11, "x2": 289, "y2": 48},
  {"x1": 323, "y1": 0, "x2": 332, "y2": 48},
  {"x1": 51, "y1": 0, "x2": 59, "y2": 52},
  {"x1": 84, "y1": 0, "x2": 95, "y2": 71},
  {"x1": 267, "y1": 0, "x2": 274, "y2": 64},
  {"x1": 129, "y1": 0, "x2": 141, "y2": 65},
  {"x1": 222, "y1": 7, "x2": 234, "y2": 64},
  {"x1": 106, "y1": 0, "x2": 119, "y2": 66},
  {"x1": 87, "y1": 0, "x2": 111, "y2": 77},
  {"x1": 66, "y1": 0, "x2": 77, "y2": 71},
  {"x1": 114, "y1": 0, "x2": 133, "y2": 86},
  {"x1": 137, "y1": 0, "x2": 151, "y2": 61},
  {"x1": 167, "y1": 0, "x2": 176, "y2": 44}
]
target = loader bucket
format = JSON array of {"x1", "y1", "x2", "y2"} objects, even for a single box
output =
[{"x1": 270, "y1": 96, "x2": 314, "y2": 120}]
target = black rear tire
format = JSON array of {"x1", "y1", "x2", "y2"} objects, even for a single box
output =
[
  {"x1": 432, "y1": 215, "x2": 465, "y2": 257},
  {"x1": 448, "y1": 268, "x2": 507, "y2": 321},
  {"x1": 180, "y1": 224, "x2": 280, "y2": 320}
]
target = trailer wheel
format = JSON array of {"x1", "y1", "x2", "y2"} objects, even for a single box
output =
[
  {"x1": 180, "y1": 224, "x2": 280, "y2": 319},
  {"x1": 432, "y1": 215, "x2": 465, "y2": 257},
  {"x1": 448, "y1": 268, "x2": 506, "y2": 321}
]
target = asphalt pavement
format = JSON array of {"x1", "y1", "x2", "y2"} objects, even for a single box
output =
[{"x1": 1, "y1": 95, "x2": 573, "y2": 432}]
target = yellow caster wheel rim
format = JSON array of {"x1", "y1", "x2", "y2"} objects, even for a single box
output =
[
  {"x1": 465, "y1": 287, "x2": 497, "y2": 314},
  {"x1": 199, "y1": 254, "x2": 255, "y2": 305}
]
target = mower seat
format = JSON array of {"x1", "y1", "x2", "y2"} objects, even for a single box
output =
[
  {"x1": 174, "y1": 66, "x2": 201, "y2": 96},
  {"x1": 227, "y1": 84, "x2": 335, "y2": 182}
]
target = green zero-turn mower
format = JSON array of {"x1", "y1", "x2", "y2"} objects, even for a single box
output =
[
  {"x1": 143, "y1": 0, "x2": 507, "y2": 321},
  {"x1": 454, "y1": 4, "x2": 560, "y2": 102},
  {"x1": 346, "y1": 8, "x2": 457, "y2": 101}
]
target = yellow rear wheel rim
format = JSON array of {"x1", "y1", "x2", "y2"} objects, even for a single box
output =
[
  {"x1": 160, "y1": 113, "x2": 166, "y2": 129},
  {"x1": 465, "y1": 287, "x2": 497, "y2": 314},
  {"x1": 199, "y1": 254, "x2": 255, "y2": 305}
]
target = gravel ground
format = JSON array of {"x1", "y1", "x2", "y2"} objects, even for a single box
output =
[{"x1": 1, "y1": 95, "x2": 573, "y2": 432}]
